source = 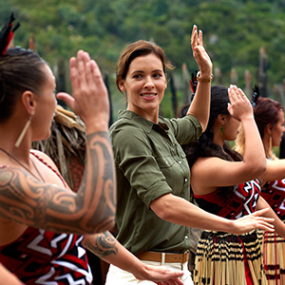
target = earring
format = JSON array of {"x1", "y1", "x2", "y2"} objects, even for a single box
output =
[
  {"x1": 15, "y1": 117, "x2": 32, "y2": 147},
  {"x1": 220, "y1": 125, "x2": 224, "y2": 135},
  {"x1": 269, "y1": 136, "x2": 273, "y2": 154}
]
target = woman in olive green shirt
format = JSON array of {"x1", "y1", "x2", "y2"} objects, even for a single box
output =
[{"x1": 106, "y1": 25, "x2": 274, "y2": 285}]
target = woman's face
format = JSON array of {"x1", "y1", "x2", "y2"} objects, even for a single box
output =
[
  {"x1": 119, "y1": 53, "x2": 167, "y2": 121},
  {"x1": 33, "y1": 64, "x2": 57, "y2": 141},
  {"x1": 271, "y1": 109, "x2": 285, "y2": 147}
]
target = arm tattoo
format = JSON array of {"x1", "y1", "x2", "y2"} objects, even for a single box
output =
[
  {"x1": 84, "y1": 231, "x2": 118, "y2": 258},
  {"x1": 0, "y1": 131, "x2": 116, "y2": 234}
]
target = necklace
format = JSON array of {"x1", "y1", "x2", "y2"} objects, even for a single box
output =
[{"x1": 0, "y1": 147, "x2": 45, "y2": 182}]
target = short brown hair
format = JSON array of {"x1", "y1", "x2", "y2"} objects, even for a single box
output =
[{"x1": 116, "y1": 40, "x2": 173, "y2": 92}]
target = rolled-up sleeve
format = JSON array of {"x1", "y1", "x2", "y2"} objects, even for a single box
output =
[{"x1": 168, "y1": 114, "x2": 202, "y2": 145}]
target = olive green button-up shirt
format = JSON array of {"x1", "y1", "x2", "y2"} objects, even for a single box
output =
[{"x1": 109, "y1": 110, "x2": 202, "y2": 254}]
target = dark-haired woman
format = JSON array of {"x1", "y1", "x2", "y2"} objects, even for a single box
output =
[
  {"x1": 235, "y1": 97, "x2": 285, "y2": 285},
  {"x1": 187, "y1": 85, "x2": 285, "y2": 285},
  {"x1": 106, "y1": 24, "x2": 274, "y2": 284},
  {"x1": 0, "y1": 42, "x2": 116, "y2": 283}
]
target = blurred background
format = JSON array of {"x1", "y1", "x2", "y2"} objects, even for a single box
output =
[{"x1": 2, "y1": 0, "x2": 285, "y2": 119}]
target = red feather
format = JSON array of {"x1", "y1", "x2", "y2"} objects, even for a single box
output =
[{"x1": 0, "y1": 13, "x2": 20, "y2": 55}]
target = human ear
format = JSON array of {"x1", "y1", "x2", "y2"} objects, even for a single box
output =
[
  {"x1": 164, "y1": 74, "x2": 168, "y2": 88},
  {"x1": 21, "y1": 91, "x2": 36, "y2": 116},
  {"x1": 265, "y1": 124, "x2": 273, "y2": 135},
  {"x1": 118, "y1": 77, "x2": 126, "y2": 92},
  {"x1": 217, "y1": 114, "x2": 226, "y2": 125}
]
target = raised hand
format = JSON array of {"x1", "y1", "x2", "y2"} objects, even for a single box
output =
[
  {"x1": 227, "y1": 85, "x2": 253, "y2": 121},
  {"x1": 191, "y1": 25, "x2": 212, "y2": 77},
  {"x1": 57, "y1": 50, "x2": 110, "y2": 133}
]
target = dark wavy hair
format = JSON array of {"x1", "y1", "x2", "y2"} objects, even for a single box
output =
[
  {"x1": 180, "y1": 86, "x2": 242, "y2": 169},
  {"x1": 254, "y1": 97, "x2": 283, "y2": 139},
  {"x1": 0, "y1": 47, "x2": 47, "y2": 122},
  {"x1": 179, "y1": 86, "x2": 243, "y2": 198}
]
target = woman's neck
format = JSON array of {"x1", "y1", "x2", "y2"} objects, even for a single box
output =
[
  {"x1": 212, "y1": 131, "x2": 225, "y2": 148},
  {"x1": 0, "y1": 121, "x2": 31, "y2": 161},
  {"x1": 262, "y1": 136, "x2": 270, "y2": 158}
]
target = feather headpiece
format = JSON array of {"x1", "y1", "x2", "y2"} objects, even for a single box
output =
[
  {"x1": 251, "y1": 84, "x2": 259, "y2": 107},
  {"x1": 189, "y1": 70, "x2": 198, "y2": 102},
  {"x1": 0, "y1": 13, "x2": 20, "y2": 55}
]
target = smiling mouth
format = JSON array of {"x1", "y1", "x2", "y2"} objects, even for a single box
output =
[{"x1": 140, "y1": 93, "x2": 157, "y2": 97}]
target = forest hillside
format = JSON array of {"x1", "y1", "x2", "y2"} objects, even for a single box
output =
[{"x1": 2, "y1": 0, "x2": 285, "y2": 117}]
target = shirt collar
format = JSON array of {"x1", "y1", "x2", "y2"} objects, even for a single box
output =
[{"x1": 117, "y1": 110, "x2": 169, "y2": 134}]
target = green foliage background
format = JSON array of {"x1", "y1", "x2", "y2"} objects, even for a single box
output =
[{"x1": 2, "y1": 0, "x2": 285, "y2": 118}]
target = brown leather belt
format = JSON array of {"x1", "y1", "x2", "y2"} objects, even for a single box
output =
[{"x1": 136, "y1": 251, "x2": 190, "y2": 264}]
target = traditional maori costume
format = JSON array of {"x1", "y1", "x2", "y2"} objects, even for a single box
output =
[
  {"x1": 260, "y1": 179, "x2": 285, "y2": 284},
  {"x1": 193, "y1": 180, "x2": 267, "y2": 285}
]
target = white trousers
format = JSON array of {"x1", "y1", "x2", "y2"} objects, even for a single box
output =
[{"x1": 105, "y1": 260, "x2": 194, "y2": 285}]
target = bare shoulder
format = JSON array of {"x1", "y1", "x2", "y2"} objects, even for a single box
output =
[{"x1": 191, "y1": 157, "x2": 222, "y2": 194}]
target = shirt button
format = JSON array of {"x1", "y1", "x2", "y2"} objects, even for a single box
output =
[
  {"x1": 178, "y1": 161, "x2": 181, "y2": 164},
  {"x1": 185, "y1": 236, "x2": 189, "y2": 240},
  {"x1": 184, "y1": 178, "x2": 188, "y2": 183}
]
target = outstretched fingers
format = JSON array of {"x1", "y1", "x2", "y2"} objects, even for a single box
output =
[
  {"x1": 229, "y1": 85, "x2": 249, "y2": 103},
  {"x1": 198, "y1": 29, "x2": 203, "y2": 46},
  {"x1": 228, "y1": 85, "x2": 239, "y2": 104},
  {"x1": 143, "y1": 265, "x2": 183, "y2": 285},
  {"x1": 69, "y1": 56, "x2": 79, "y2": 93},
  {"x1": 58, "y1": 50, "x2": 110, "y2": 132},
  {"x1": 191, "y1": 25, "x2": 212, "y2": 74},
  {"x1": 191, "y1": 25, "x2": 198, "y2": 48},
  {"x1": 82, "y1": 52, "x2": 94, "y2": 88},
  {"x1": 228, "y1": 85, "x2": 253, "y2": 120},
  {"x1": 233, "y1": 208, "x2": 275, "y2": 234},
  {"x1": 89, "y1": 59, "x2": 107, "y2": 92},
  {"x1": 256, "y1": 220, "x2": 275, "y2": 232},
  {"x1": 249, "y1": 208, "x2": 275, "y2": 232},
  {"x1": 191, "y1": 25, "x2": 203, "y2": 48}
]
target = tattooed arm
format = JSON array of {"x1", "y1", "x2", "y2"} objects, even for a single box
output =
[
  {"x1": 0, "y1": 51, "x2": 116, "y2": 234},
  {"x1": 0, "y1": 132, "x2": 116, "y2": 234},
  {"x1": 83, "y1": 233, "x2": 184, "y2": 285}
]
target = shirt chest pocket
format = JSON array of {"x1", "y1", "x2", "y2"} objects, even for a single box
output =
[
  {"x1": 155, "y1": 154, "x2": 188, "y2": 195},
  {"x1": 155, "y1": 155, "x2": 176, "y2": 169}
]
